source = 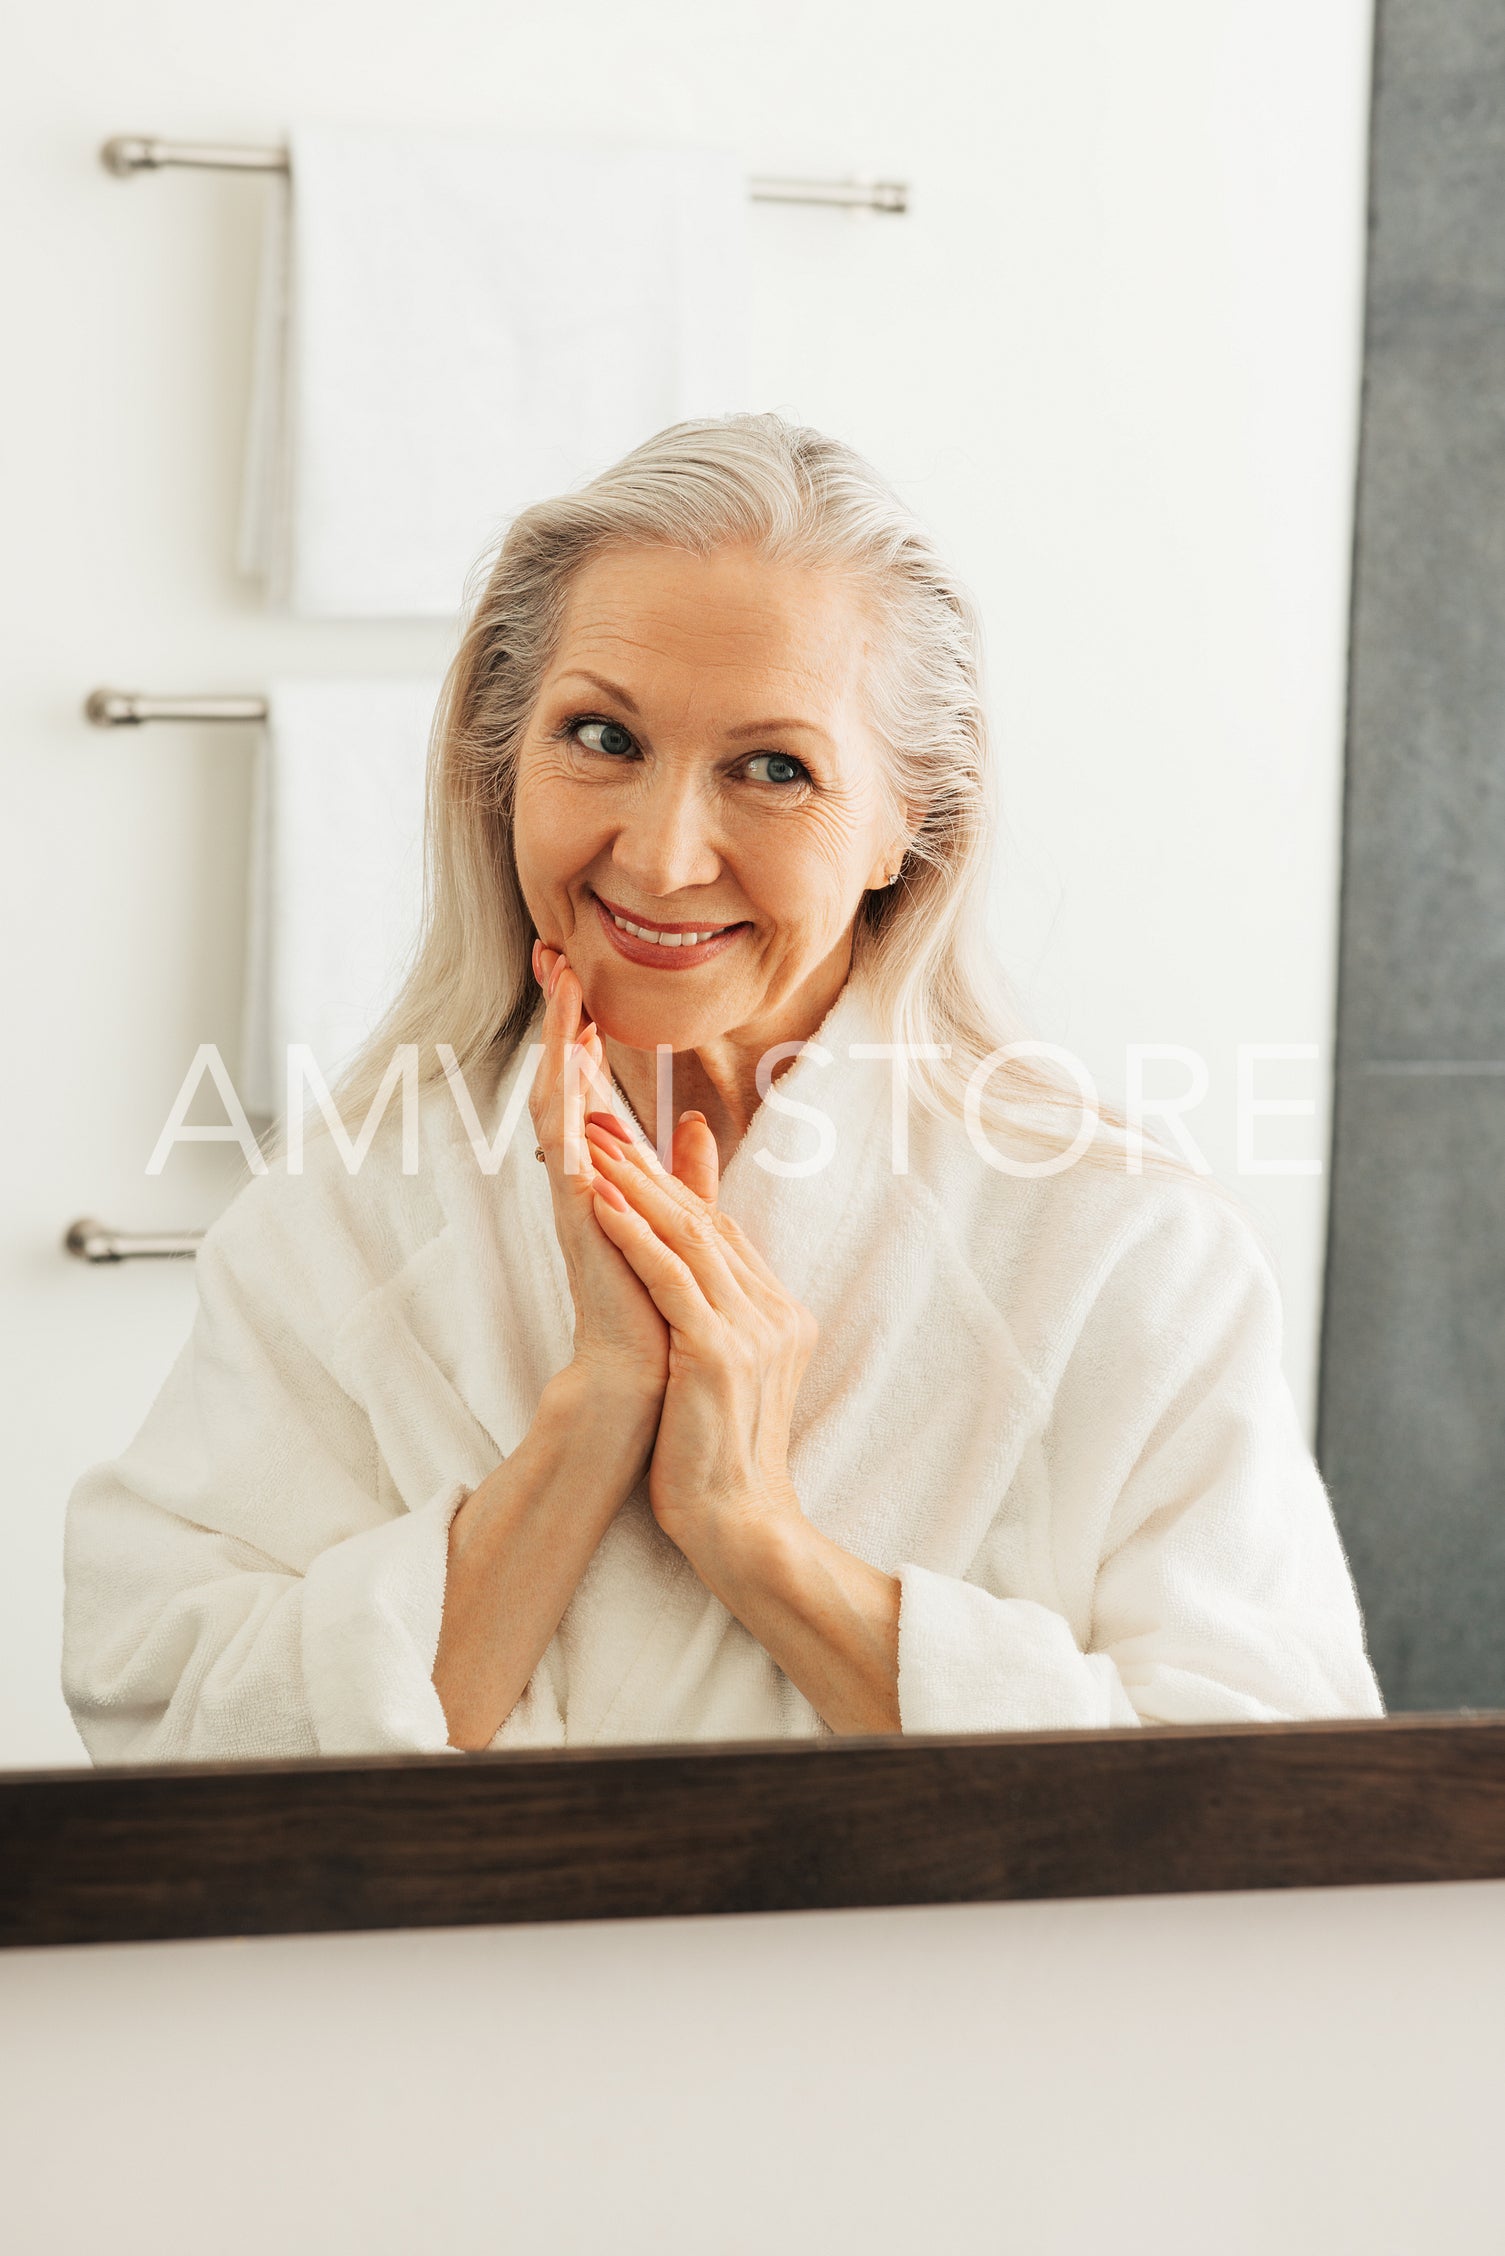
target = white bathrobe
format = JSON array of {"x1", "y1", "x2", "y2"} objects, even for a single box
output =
[{"x1": 62, "y1": 973, "x2": 1383, "y2": 1761}]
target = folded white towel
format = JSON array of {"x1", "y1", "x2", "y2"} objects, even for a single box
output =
[
  {"x1": 239, "y1": 678, "x2": 443, "y2": 1121},
  {"x1": 238, "y1": 124, "x2": 752, "y2": 618}
]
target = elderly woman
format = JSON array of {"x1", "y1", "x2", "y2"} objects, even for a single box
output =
[{"x1": 62, "y1": 412, "x2": 1382, "y2": 1761}]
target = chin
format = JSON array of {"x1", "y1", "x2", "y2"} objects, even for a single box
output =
[{"x1": 580, "y1": 970, "x2": 741, "y2": 1052}]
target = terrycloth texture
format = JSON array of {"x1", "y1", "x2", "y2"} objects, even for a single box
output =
[
  {"x1": 62, "y1": 974, "x2": 1384, "y2": 1761},
  {"x1": 239, "y1": 677, "x2": 443, "y2": 1120},
  {"x1": 238, "y1": 123, "x2": 752, "y2": 617}
]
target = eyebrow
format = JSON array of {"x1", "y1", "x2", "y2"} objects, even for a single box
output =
[
  {"x1": 553, "y1": 669, "x2": 642, "y2": 717},
  {"x1": 550, "y1": 669, "x2": 834, "y2": 746}
]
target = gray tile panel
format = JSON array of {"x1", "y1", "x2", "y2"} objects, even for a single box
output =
[
  {"x1": 1340, "y1": 322, "x2": 1505, "y2": 1063},
  {"x1": 1321, "y1": 1067, "x2": 1505, "y2": 1709},
  {"x1": 1322, "y1": 0, "x2": 1505, "y2": 1710},
  {"x1": 1364, "y1": 0, "x2": 1505, "y2": 310}
]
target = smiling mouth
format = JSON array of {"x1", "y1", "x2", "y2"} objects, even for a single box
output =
[{"x1": 591, "y1": 890, "x2": 750, "y2": 949}]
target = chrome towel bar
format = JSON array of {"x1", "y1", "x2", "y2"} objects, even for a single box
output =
[
  {"x1": 85, "y1": 689, "x2": 269, "y2": 727},
  {"x1": 99, "y1": 135, "x2": 909, "y2": 213},
  {"x1": 65, "y1": 1219, "x2": 203, "y2": 1263}
]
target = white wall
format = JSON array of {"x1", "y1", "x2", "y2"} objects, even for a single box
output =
[
  {"x1": 5, "y1": 1879, "x2": 1504, "y2": 2255},
  {"x1": 0, "y1": 0, "x2": 1374, "y2": 1769}
]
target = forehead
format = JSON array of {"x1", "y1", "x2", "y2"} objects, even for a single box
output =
[{"x1": 548, "y1": 543, "x2": 877, "y2": 706}]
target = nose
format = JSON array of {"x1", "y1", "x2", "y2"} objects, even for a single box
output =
[{"x1": 607, "y1": 763, "x2": 724, "y2": 901}]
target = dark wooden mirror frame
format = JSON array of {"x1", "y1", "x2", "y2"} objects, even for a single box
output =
[
  {"x1": 14, "y1": 5, "x2": 1498, "y2": 1958},
  {"x1": 6, "y1": 1714, "x2": 1505, "y2": 1950}
]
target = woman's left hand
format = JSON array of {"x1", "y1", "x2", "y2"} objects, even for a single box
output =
[
  {"x1": 581, "y1": 1114, "x2": 818, "y2": 1576},
  {"x1": 582, "y1": 1112, "x2": 902, "y2": 1738}
]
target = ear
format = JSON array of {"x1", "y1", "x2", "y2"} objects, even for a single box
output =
[
  {"x1": 866, "y1": 821, "x2": 915, "y2": 891},
  {"x1": 865, "y1": 781, "x2": 919, "y2": 889}
]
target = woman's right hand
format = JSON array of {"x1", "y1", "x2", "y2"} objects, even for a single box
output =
[{"x1": 529, "y1": 940, "x2": 671, "y2": 1408}]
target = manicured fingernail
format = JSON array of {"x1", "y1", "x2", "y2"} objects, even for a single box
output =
[
  {"x1": 678, "y1": 1109, "x2": 705, "y2": 1124},
  {"x1": 585, "y1": 1111, "x2": 631, "y2": 1139},
  {"x1": 531, "y1": 938, "x2": 542, "y2": 983},
  {"x1": 593, "y1": 1179, "x2": 628, "y2": 1211}
]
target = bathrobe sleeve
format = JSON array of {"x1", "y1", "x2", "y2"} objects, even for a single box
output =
[
  {"x1": 61, "y1": 1184, "x2": 474, "y2": 1764},
  {"x1": 894, "y1": 1181, "x2": 1384, "y2": 1734}
]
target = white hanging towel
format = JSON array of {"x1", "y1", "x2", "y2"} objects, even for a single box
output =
[
  {"x1": 238, "y1": 123, "x2": 753, "y2": 618},
  {"x1": 239, "y1": 677, "x2": 444, "y2": 1120}
]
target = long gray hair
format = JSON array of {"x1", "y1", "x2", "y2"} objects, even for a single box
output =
[{"x1": 251, "y1": 410, "x2": 1232, "y2": 1206}]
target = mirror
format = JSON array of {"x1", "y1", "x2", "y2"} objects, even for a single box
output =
[{"x1": 16, "y1": 2, "x2": 1471, "y2": 1789}]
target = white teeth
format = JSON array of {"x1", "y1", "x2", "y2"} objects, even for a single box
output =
[{"x1": 610, "y1": 910, "x2": 726, "y2": 948}]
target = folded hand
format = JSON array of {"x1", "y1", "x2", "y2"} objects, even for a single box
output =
[{"x1": 581, "y1": 1113, "x2": 818, "y2": 1573}]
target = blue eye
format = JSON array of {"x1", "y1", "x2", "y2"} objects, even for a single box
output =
[
  {"x1": 573, "y1": 717, "x2": 635, "y2": 757},
  {"x1": 746, "y1": 752, "x2": 807, "y2": 785}
]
